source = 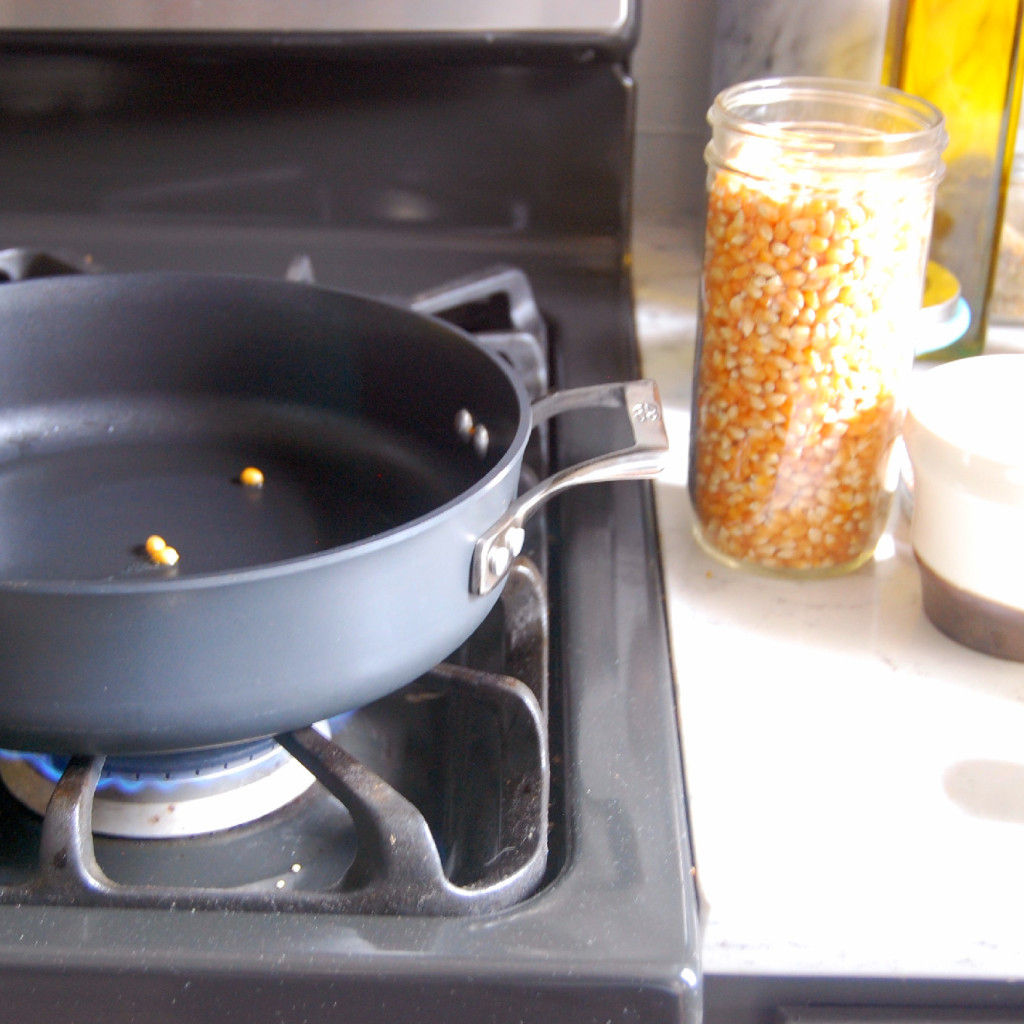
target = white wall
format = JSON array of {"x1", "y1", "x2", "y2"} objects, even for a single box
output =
[
  {"x1": 632, "y1": 0, "x2": 718, "y2": 220},
  {"x1": 631, "y1": 0, "x2": 891, "y2": 221}
]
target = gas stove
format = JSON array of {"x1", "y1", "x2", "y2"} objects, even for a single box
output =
[{"x1": 0, "y1": 6, "x2": 701, "y2": 1022}]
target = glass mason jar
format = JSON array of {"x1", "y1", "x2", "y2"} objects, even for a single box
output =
[{"x1": 689, "y1": 77, "x2": 946, "y2": 576}]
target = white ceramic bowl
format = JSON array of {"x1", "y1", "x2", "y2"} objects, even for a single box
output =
[{"x1": 903, "y1": 354, "x2": 1024, "y2": 660}]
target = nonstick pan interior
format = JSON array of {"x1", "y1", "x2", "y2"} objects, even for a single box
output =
[
  {"x1": 0, "y1": 272, "x2": 524, "y2": 585},
  {"x1": 0, "y1": 394, "x2": 475, "y2": 581}
]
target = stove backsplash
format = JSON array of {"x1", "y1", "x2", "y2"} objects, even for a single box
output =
[{"x1": 0, "y1": 46, "x2": 634, "y2": 254}]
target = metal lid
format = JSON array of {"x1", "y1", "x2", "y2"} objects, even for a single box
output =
[{"x1": 916, "y1": 260, "x2": 971, "y2": 356}]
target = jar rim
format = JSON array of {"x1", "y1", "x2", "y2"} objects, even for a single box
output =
[{"x1": 707, "y1": 76, "x2": 947, "y2": 180}]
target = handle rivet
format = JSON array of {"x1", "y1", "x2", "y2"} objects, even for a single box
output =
[
  {"x1": 455, "y1": 408, "x2": 490, "y2": 458},
  {"x1": 488, "y1": 545, "x2": 512, "y2": 579}
]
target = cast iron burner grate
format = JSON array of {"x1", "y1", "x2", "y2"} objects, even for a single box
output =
[{"x1": 0, "y1": 558, "x2": 549, "y2": 917}]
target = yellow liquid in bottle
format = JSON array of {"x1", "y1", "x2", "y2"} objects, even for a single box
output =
[{"x1": 885, "y1": 0, "x2": 1024, "y2": 358}]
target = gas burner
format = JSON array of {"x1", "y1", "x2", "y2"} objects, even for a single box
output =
[{"x1": 0, "y1": 725, "x2": 330, "y2": 839}]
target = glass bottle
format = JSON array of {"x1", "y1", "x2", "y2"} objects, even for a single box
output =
[
  {"x1": 884, "y1": 0, "x2": 1024, "y2": 359},
  {"x1": 690, "y1": 77, "x2": 946, "y2": 576}
]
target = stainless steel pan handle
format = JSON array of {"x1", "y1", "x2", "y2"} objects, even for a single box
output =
[{"x1": 471, "y1": 380, "x2": 668, "y2": 595}]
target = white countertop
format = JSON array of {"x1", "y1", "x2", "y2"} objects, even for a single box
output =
[{"x1": 634, "y1": 219, "x2": 1024, "y2": 980}]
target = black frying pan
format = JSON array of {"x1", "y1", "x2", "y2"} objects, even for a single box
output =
[{"x1": 0, "y1": 272, "x2": 666, "y2": 754}]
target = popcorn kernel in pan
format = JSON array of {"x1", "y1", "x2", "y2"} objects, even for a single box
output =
[{"x1": 238, "y1": 466, "x2": 265, "y2": 488}]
